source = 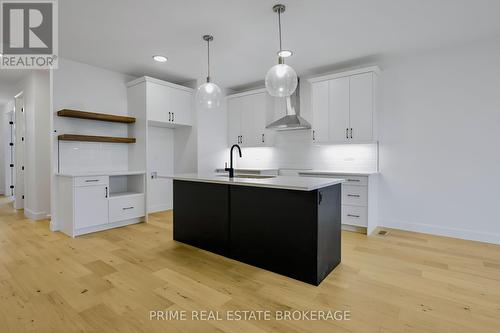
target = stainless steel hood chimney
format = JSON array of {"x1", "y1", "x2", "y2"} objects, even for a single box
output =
[{"x1": 266, "y1": 80, "x2": 311, "y2": 131}]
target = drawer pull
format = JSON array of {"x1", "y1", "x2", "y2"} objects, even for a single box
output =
[
  {"x1": 85, "y1": 179, "x2": 99, "y2": 182},
  {"x1": 347, "y1": 179, "x2": 360, "y2": 182},
  {"x1": 347, "y1": 194, "x2": 360, "y2": 197},
  {"x1": 122, "y1": 206, "x2": 134, "y2": 210},
  {"x1": 347, "y1": 214, "x2": 360, "y2": 218}
]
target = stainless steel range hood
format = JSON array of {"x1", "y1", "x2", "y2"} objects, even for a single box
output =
[{"x1": 266, "y1": 80, "x2": 311, "y2": 131}]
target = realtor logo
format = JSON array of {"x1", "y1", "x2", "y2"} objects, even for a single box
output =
[{"x1": 1, "y1": 0, "x2": 58, "y2": 68}]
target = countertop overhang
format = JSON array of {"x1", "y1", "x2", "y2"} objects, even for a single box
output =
[{"x1": 169, "y1": 173, "x2": 344, "y2": 191}]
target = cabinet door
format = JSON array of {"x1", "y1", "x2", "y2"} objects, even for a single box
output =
[
  {"x1": 250, "y1": 93, "x2": 270, "y2": 146},
  {"x1": 170, "y1": 88, "x2": 193, "y2": 126},
  {"x1": 227, "y1": 97, "x2": 242, "y2": 145},
  {"x1": 240, "y1": 95, "x2": 255, "y2": 147},
  {"x1": 349, "y1": 73, "x2": 373, "y2": 141},
  {"x1": 329, "y1": 77, "x2": 350, "y2": 142},
  {"x1": 311, "y1": 81, "x2": 329, "y2": 142},
  {"x1": 147, "y1": 82, "x2": 170, "y2": 122},
  {"x1": 74, "y1": 185, "x2": 109, "y2": 229}
]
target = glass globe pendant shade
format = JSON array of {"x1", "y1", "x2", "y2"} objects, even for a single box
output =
[
  {"x1": 265, "y1": 62, "x2": 298, "y2": 97},
  {"x1": 196, "y1": 81, "x2": 222, "y2": 109}
]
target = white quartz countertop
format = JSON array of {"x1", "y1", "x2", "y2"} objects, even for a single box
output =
[
  {"x1": 169, "y1": 173, "x2": 344, "y2": 191},
  {"x1": 55, "y1": 170, "x2": 146, "y2": 177},
  {"x1": 215, "y1": 168, "x2": 279, "y2": 172},
  {"x1": 299, "y1": 170, "x2": 379, "y2": 176}
]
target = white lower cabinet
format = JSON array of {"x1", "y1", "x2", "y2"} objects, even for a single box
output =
[
  {"x1": 109, "y1": 194, "x2": 145, "y2": 223},
  {"x1": 74, "y1": 184, "x2": 109, "y2": 229},
  {"x1": 299, "y1": 172, "x2": 378, "y2": 235},
  {"x1": 56, "y1": 173, "x2": 146, "y2": 237}
]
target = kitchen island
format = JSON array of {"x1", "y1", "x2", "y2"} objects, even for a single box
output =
[{"x1": 170, "y1": 173, "x2": 344, "y2": 285}]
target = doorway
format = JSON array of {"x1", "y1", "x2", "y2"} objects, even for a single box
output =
[{"x1": 13, "y1": 94, "x2": 25, "y2": 210}]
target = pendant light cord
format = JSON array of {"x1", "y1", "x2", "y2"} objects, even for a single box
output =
[
  {"x1": 278, "y1": 9, "x2": 282, "y2": 51},
  {"x1": 207, "y1": 39, "x2": 210, "y2": 82}
]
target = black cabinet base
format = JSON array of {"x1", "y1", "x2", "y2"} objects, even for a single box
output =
[{"x1": 173, "y1": 180, "x2": 341, "y2": 286}]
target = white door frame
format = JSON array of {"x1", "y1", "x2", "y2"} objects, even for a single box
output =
[{"x1": 14, "y1": 93, "x2": 25, "y2": 210}]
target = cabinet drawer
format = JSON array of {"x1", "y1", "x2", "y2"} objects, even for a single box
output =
[
  {"x1": 74, "y1": 176, "x2": 109, "y2": 187},
  {"x1": 342, "y1": 205, "x2": 367, "y2": 227},
  {"x1": 339, "y1": 175, "x2": 368, "y2": 186},
  {"x1": 109, "y1": 194, "x2": 145, "y2": 223},
  {"x1": 342, "y1": 185, "x2": 368, "y2": 206}
]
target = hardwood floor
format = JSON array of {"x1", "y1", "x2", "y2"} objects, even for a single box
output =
[{"x1": 0, "y1": 202, "x2": 499, "y2": 333}]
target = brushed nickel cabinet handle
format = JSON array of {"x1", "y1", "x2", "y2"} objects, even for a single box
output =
[
  {"x1": 347, "y1": 194, "x2": 360, "y2": 197},
  {"x1": 350, "y1": 128, "x2": 353, "y2": 139},
  {"x1": 347, "y1": 214, "x2": 360, "y2": 218},
  {"x1": 85, "y1": 179, "x2": 99, "y2": 182},
  {"x1": 346, "y1": 128, "x2": 349, "y2": 139},
  {"x1": 313, "y1": 130, "x2": 316, "y2": 141},
  {"x1": 347, "y1": 179, "x2": 360, "y2": 182},
  {"x1": 172, "y1": 112, "x2": 175, "y2": 122},
  {"x1": 123, "y1": 207, "x2": 134, "y2": 210},
  {"x1": 262, "y1": 134, "x2": 265, "y2": 143},
  {"x1": 168, "y1": 112, "x2": 171, "y2": 121}
]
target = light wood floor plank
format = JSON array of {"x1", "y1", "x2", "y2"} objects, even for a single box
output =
[{"x1": 0, "y1": 202, "x2": 499, "y2": 332}]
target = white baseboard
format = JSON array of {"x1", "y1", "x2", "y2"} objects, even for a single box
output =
[
  {"x1": 148, "y1": 203, "x2": 172, "y2": 213},
  {"x1": 379, "y1": 219, "x2": 500, "y2": 245},
  {"x1": 25, "y1": 208, "x2": 49, "y2": 221}
]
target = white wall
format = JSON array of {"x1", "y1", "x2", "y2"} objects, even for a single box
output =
[
  {"x1": 377, "y1": 39, "x2": 500, "y2": 244},
  {"x1": 52, "y1": 58, "x2": 134, "y2": 173}
]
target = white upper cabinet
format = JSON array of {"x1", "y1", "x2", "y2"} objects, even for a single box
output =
[
  {"x1": 349, "y1": 72, "x2": 373, "y2": 141},
  {"x1": 311, "y1": 81, "x2": 329, "y2": 143},
  {"x1": 227, "y1": 97, "x2": 242, "y2": 145},
  {"x1": 169, "y1": 88, "x2": 193, "y2": 126},
  {"x1": 148, "y1": 82, "x2": 170, "y2": 123},
  {"x1": 226, "y1": 90, "x2": 276, "y2": 147},
  {"x1": 329, "y1": 77, "x2": 350, "y2": 142},
  {"x1": 308, "y1": 66, "x2": 379, "y2": 143},
  {"x1": 127, "y1": 76, "x2": 194, "y2": 127}
]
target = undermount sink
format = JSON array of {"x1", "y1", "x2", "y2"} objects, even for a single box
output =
[{"x1": 217, "y1": 174, "x2": 276, "y2": 179}]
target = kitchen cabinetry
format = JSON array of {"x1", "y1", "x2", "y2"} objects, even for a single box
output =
[
  {"x1": 55, "y1": 172, "x2": 146, "y2": 237},
  {"x1": 74, "y1": 181, "x2": 109, "y2": 229},
  {"x1": 127, "y1": 76, "x2": 194, "y2": 128},
  {"x1": 309, "y1": 67, "x2": 379, "y2": 143},
  {"x1": 299, "y1": 171, "x2": 378, "y2": 235},
  {"x1": 226, "y1": 89, "x2": 276, "y2": 147}
]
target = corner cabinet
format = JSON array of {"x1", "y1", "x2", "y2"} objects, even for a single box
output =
[
  {"x1": 309, "y1": 67, "x2": 379, "y2": 144},
  {"x1": 127, "y1": 76, "x2": 194, "y2": 128},
  {"x1": 226, "y1": 89, "x2": 278, "y2": 147}
]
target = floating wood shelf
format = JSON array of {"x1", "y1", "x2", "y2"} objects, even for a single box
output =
[
  {"x1": 58, "y1": 134, "x2": 136, "y2": 143},
  {"x1": 57, "y1": 109, "x2": 136, "y2": 124}
]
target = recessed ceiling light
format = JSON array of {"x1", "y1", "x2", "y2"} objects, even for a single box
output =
[
  {"x1": 277, "y1": 50, "x2": 293, "y2": 58},
  {"x1": 153, "y1": 55, "x2": 167, "y2": 63}
]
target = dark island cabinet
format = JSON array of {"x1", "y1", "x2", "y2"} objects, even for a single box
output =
[
  {"x1": 173, "y1": 180, "x2": 229, "y2": 256},
  {"x1": 173, "y1": 180, "x2": 341, "y2": 285}
]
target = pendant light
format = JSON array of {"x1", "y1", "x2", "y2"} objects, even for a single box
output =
[
  {"x1": 265, "y1": 4, "x2": 298, "y2": 98},
  {"x1": 196, "y1": 35, "x2": 222, "y2": 109}
]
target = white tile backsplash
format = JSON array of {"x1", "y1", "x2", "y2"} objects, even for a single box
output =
[
  {"x1": 235, "y1": 130, "x2": 378, "y2": 172},
  {"x1": 58, "y1": 141, "x2": 129, "y2": 173}
]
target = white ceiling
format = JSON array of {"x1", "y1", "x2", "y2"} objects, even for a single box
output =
[{"x1": 2, "y1": 0, "x2": 500, "y2": 93}]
